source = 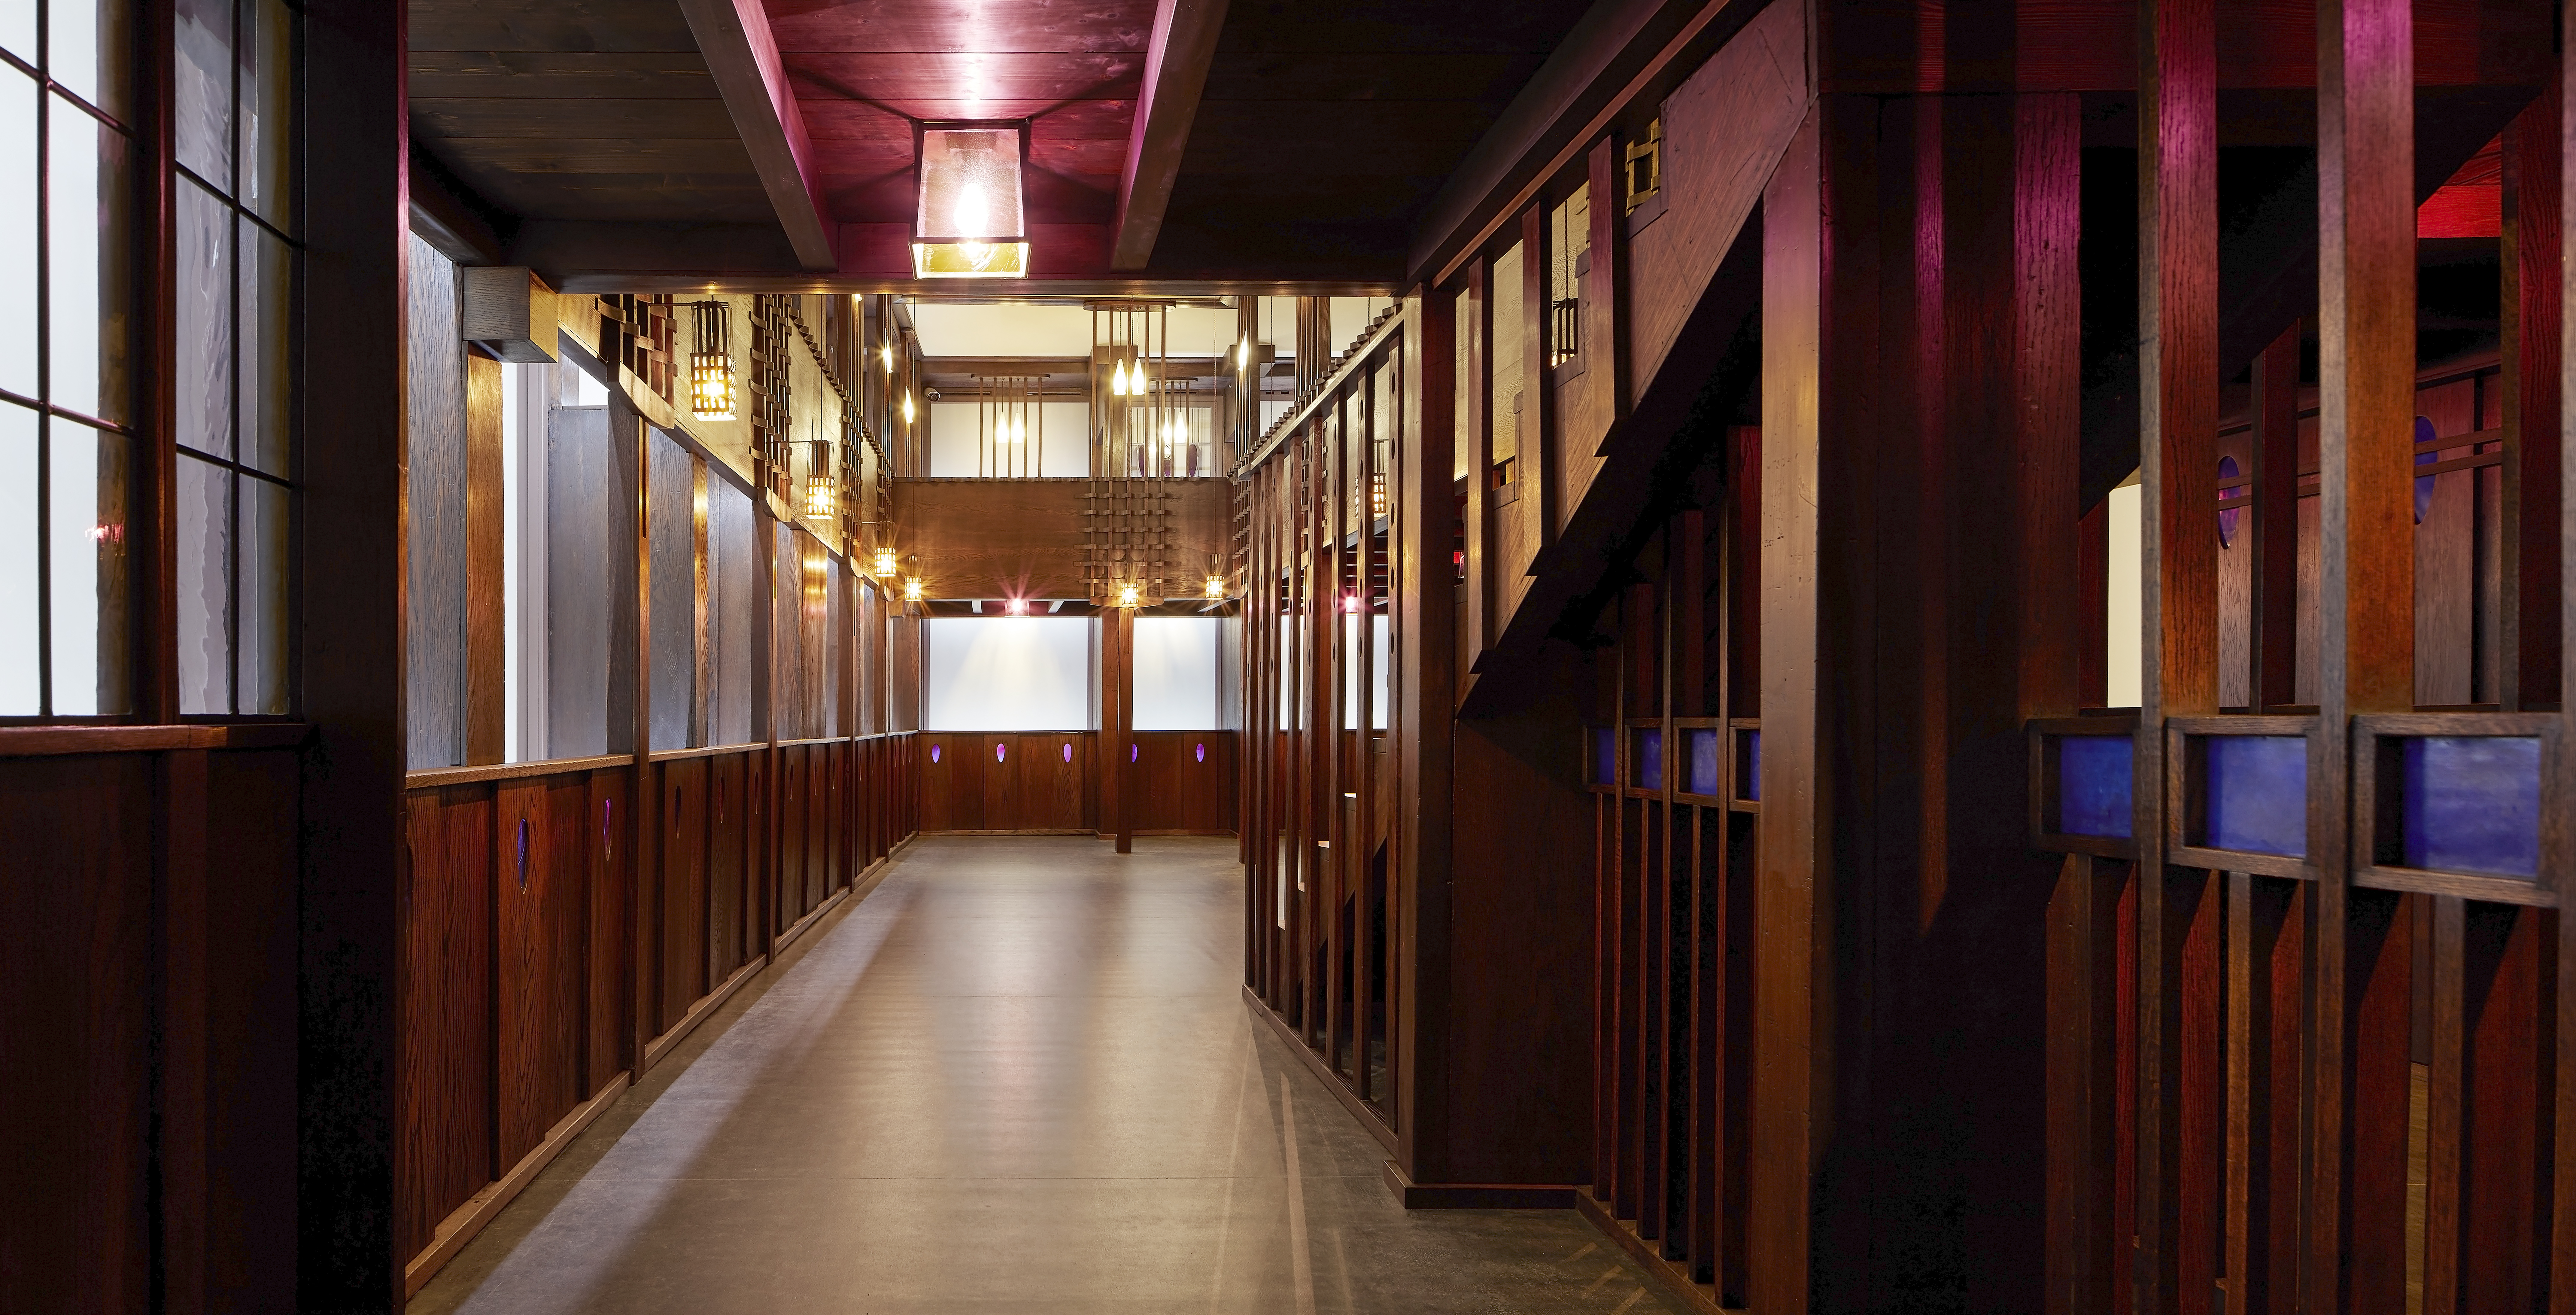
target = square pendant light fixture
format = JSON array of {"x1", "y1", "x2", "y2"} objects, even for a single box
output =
[{"x1": 913, "y1": 123, "x2": 1030, "y2": 279}]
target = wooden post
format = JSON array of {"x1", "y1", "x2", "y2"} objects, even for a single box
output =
[
  {"x1": 1749, "y1": 101, "x2": 1821, "y2": 1315},
  {"x1": 2251, "y1": 326, "x2": 2302, "y2": 711},
  {"x1": 1521, "y1": 204, "x2": 1553, "y2": 546},
  {"x1": 1465, "y1": 262, "x2": 1493, "y2": 667},
  {"x1": 2313, "y1": 0, "x2": 2416, "y2": 1309},
  {"x1": 1396, "y1": 291, "x2": 1456, "y2": 1178},
  {"x1": 2503, "y1": 85, "x2": 2563, "y2": 712},
  {"x1": 2135, "y1": 2, "x2": 2219, "y2": 1309}
]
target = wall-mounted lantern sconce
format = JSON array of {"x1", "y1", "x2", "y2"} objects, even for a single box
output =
[
  {"x1": 873, "y1": 548, "x2": 900, "y2": 579},
  {"x1": 1204, "y1": 575, "x2": 1226, "y2": 601},
  {"x1": 803, "y1": 440, "x2": 838, "y2": 520},
  {"x1": 688, "y1": 299, "x2": 734, "y2": 419},
  {"x1": 904, "y1": 578, "x2": 926, "y2": 603},
  {"x1": 1115, "y1": 581, "x2": 1143, "y2": 609},
  {"x1": 912, "y1": 123, "x2": 1030, "y2": 279}
]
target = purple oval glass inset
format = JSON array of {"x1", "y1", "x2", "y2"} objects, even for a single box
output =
[
  {"x1": 1131, "y1": 744, "x2": 1138, "y2": 763},
  {"x1": 2217, "y1": 455, "x2": 2241, "y2": 547},
  {"x1": 995, "y1": 741, "x2": 1007, "y2": 763},
  {"x1": 930, "y1": 743, "x2": 941, "y2": 763},
  {"x1": 2413, "y1": 416, "x2": 2437, "y2": 524},
  {"x1": 1062, "y1": 742, "x2": 1072, "y2": 763},
  {"x1": 1196, "y1": 742, "x2": 1206, "y2": 763}
]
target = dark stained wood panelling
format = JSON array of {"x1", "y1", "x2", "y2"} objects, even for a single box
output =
[
  {"x1": 980, "y1": 735, "x2": 1023, "y2": 824},
  {"x1": 776, "y1": 746, "x2": 810, "y2": 922},
  {"x1": 0, "y1": 755, "x2": 153, "y2": 1313},
  {"x1": 497, "y1": 776, "x2": 586, "y2": 1167},
  {"x1": 586, "y1": 769, "x2": 634, "y2": 1093},
  {"x1": 398, "y1": 784, "x2": 496, "y2": 1259},
  {"x1": 709, "y1": 752, "x2": 749, "y2": 982},
  {"x1": 659, "y1": 758, "x2": 709, "y2": 1033}
]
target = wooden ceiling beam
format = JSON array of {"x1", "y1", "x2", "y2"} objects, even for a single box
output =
[
  {"x1": 675, "y1": 0, "x2": 838, "y2": 271},
  {"x1": 1109, "y1": 0, "x2": 1231, "y2": 270}
]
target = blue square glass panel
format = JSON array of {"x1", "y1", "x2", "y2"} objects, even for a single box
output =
[
  {"x1": 1635, "y1": 729, "x2": 1663, "y2": 791},
  {"x1": 2401, "y1": 736, "x2": 2541, "y2": 878},
  {"x1": 1685, "y1": 729, "x2": 1721, "y2": 797},
  {"x1": 2055, "y1": 736, "x2": 2132, "y2": 839},
  {"x1": 1739, "y1": 731, "x2": 1761, "y2": 802},
  {"x1": 2203, "y1": 736, "x2": 2307, "y2": 857},
  {"x1": 1589, "y1": 726, "x2": 1615, "y2": 786}
]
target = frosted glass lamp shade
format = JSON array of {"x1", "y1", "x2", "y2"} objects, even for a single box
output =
[{"x1": 913, "y1": 126, "x2": 1029, "y2": 279}]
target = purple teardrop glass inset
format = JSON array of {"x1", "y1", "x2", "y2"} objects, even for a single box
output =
[
  {"x1": 1195, "y1": 742, "x2": 1206, "y2": 763},
  {"x1": 1062, "y1": 742, "x2": 1072, "y2": 763},
  {"x1": 996, "y1": 741, "x2": 1007, "y2": 762},
  {"x1": 931, "y1": 744, "x2": 941, "y2": 763}
]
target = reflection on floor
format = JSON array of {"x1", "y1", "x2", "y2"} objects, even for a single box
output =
[{"x1": 409, "y1": 834, "x2": 1679, "y2": 1315}]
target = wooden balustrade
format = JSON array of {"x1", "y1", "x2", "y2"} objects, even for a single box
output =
[{"x1": 393, "y1": 731, "x2": 917, "y2": 1295}]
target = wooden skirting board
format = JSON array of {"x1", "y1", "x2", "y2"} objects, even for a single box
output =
[
  {"x1": 1241, "y1": 984, "x2": 1397, "y2": 1155},
  {"x1": 1569, "y1": 1189, "x2": 1725, "y2": 1315},
  {"x1": 641, "y1": 956, "x2": 768, "y2": 1072},
  {"x1": 1378, "y1": 1160, "x2": 1575, "y2": 1209},
  {"x1": 403, "y1": 1072, "x2": 630, "y2": 1299}
]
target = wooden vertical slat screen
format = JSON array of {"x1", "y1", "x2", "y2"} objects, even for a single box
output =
[{"x1": 1243, "y1": 306, "x2": 1408, "y2": 1132}]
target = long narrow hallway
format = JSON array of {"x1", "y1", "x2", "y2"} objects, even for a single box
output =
[{"x1": 409, "y1": 837, "x2": 1678, "y2": 1314}]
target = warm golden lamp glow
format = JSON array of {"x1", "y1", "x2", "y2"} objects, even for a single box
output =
[
  {"x1": 688, "y1": 300, "x2": 734, "y2": 420},
  {"x1": 912, "y1": 125, "x2": 1030, "y2": 279},
  {"x1": 1116, "y1": 582, "x2": 1142, "y2": 609},
  {"x1": 903, "y1": 578, "x2": 925, "y2": 602},
  {"x1": 1204, "y1": 576, "x2": 1226, "y2": 600},
  {"x1": 804, "y1": 473, "x2": 837, "y2": 520},
  {"x1": 873, "y1": 549, "x2": 899, "y2": 578}
]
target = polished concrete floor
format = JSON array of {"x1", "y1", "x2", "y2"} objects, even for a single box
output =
[{"x1": 411, "y1": 835, "x2": 1682, "y2": 1315}]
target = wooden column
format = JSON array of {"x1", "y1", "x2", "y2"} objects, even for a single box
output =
[
  {"x1": 2557, "y1": 23, "x2": 2576, "y2": 1309},
  {"x1": 2251, "y1": 327, "x2": 2301, "y2": 711},
  {"x1": 2503, "y1": 84, "x2": 2562, "y2": 712},
  {"x1": 2134, "y1": 2, "x2": 2219, "y2": 1310},
  {"x1": 296, "y1": 0, "x2": 409, "y2": 1298},
  {"x1": 621, "y1": 396, "x2": 658, "y2": 1074},
  {"x1": 1465, "y1": 261, "x2": 1493, "y2": 670},
  {"x1": 1104, "y1": 601, "x2": 1134, "y2": 853},
  {"x1": 2313, "y1": 0, "x2": 2416, "y2": 1309},
  {"x1": 1749, "y1": 101, "x2": 1821, "y2": 1315},
  {"x1": 2018, "y1": 84, "x2": 2116, "y2": 1315},
  {"x1": 1521, "y1": 204, "x2": 1553, "y2": 546},
  {"x1": 1397, "y1": 293, "x2": 1456, "y2": 1177}
]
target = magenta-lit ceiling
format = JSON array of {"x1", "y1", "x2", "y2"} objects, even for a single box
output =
[{"x1": 766, "y1": 0, "x2": 1155, "y2": 235}]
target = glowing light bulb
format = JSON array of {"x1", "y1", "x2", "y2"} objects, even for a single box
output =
[
  {"x1": 1236, "y1": 337, "x2": 1249, "y2": 369},
  {"x1": 882, "y1": 341, "x2": 894, "y2": 373},
  {"x1": 954, "y1": 183, "x2": 989, "y2": 238},
  {"x1": 1110, "y1": 360, "x2": 1129, "y2": 396},
  {"x1": 873, "y1": 549, "x2": 898, "y2": 578},
  {"x1": 1117, "y1": 583, "x2": 1141, "y2": 608},
  {"x1": 902, "y1": 392, "x2": 916, "y2": 424},
  {"x1": 1204, "y1": 576, "x2": 1226, "y2": 600},
  {"x1": 904, "y1": 579, "x2": 925, "y2": 602},
  {"x1": 1006, "y1": 597, "x2": 1027, "y2": 615}
]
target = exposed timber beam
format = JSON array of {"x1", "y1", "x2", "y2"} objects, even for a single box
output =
[
  {"x1": 1110, "y1": 0, "x2": 1231, "y2": 271},
  {"x1": 675, "y1": 0, "x2": 838, "y2": 271}
]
